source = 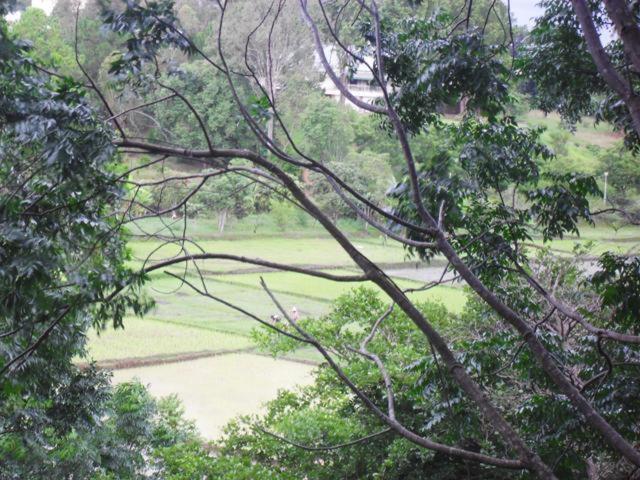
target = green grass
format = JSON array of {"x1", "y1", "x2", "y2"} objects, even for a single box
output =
[
  {"x1": 92, "y1": 214, "x2": 639, "y2": 364},
  {"x1": 89, "y1": 265, "x2": 467, "y2": 363},
  {"x1": 528, "y1": 222, "x2": 640, "y2": 256},
  {"x1": 519, "y1": 111, "x2": 620, "y2": 176},
  {"x1": 101, "y1": 222, "x2": 639, "y2": 362},
  {"x1": 127, "y1": 235, "x2": 412, "y2": 272},
  {"x1": 135, "y1": 270, "x2": 467, "y2": 336},
  {"x1": 87, "y1": 317, "x2": 253, "y2": 362},
  {"x1": 209, "y1": 270, "x2": 467, "y2": 313},
  {"x1": 562, "y1": 223, "x2": 640, "y2": 240},
  {"x1": 125, "y1": 214, "x2": 367, "y2": 240},
  {"x1": 520, "y1": 111, "x2": 619, "y2": 145},
  {"x1": 530, "y1": 238, "x2": 638, "y2": 256},
  {"x1": 140, "y1": 275, "x2": 330, "y2": 335}
]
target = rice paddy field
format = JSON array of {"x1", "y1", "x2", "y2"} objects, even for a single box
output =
[
  {"x1": 86, "y1": 215, "x2": 639, "y2": 439},
  {"x1": 88, "y1": 235, "x2": 468, "y2": 363},
  {"x1": 111, "y1": 354, "x2": 315, "y2": 439}
]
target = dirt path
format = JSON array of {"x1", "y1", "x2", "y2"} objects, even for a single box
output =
[{"x1": 80, "y1": 346, "x2": 318, "y2": 371}]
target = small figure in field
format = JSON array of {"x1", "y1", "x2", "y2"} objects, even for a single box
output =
[
  {"x1": 270, "y1": 314, "x2": 281, "y2": 324},
  {"x1": 290, "y1": 306, "x2": 299, "y2": 322}
]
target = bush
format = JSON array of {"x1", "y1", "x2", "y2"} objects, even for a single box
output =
[
  {"x1": 270, "y1": 200, "x2": 308, "y2": 231},
  {"x1": 548, "y1": 128, "x2": 570, "y2": 157}
]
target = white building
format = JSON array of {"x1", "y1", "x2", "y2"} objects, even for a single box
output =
[
  {"x1": 317, "y1": 45, "x2": 466, "y2": 115},
  {"x1": 317, "y1": 46, "x2": 384, "y2": 111}
]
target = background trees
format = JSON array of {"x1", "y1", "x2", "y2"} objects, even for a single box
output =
[
  {"x1": 522, "y1": 0, "x2": 640, "y2": 152},
  {"x1": 90, "y1": 0, "x2": 637, "y2": 476},
  {"x1": 0, "y1": 11, "x2": 211, "y2": 477},
  {"x1": 151, "y1": 61, "x2": 257, "y2": 151},
  {"x1": 11, "y1": 7, "x2": 77, "y2": 75}
]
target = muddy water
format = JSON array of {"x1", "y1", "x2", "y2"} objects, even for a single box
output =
[{"x1": 112, "y1": 353, "x2": 314, "y2": 439}]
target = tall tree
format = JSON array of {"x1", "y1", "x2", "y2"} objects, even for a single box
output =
[
  {"x1": 0, "y1": 6, "x2": 162, "y2": 476},
  {"x1": 9, "y1": 7, "x2": 78, "y2": 76},
  {"x1": 93, "y1": 0, "x2": 640, "y2": 476},
  {"x1": 521, "y1": 0, "x2": 640, "y2": 152}
]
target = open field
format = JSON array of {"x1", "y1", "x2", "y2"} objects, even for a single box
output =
[
  {"x1": 125, "y1": 215, "x2": 366, "y2": 239},
  {"x1": 112, "y1": 353, "x2": 315, "y2": 439},
  {"x1": 86, "y1": 317, "x2": 254, "y2": 362},
  {"x1": 92, "y1": 222, "x2": 640, "y2": 365},
  {"x1": 127, "y1": 235, "x2": 414, "y2": 272},
  {"x1": 208, "y1": 270, "x2": 467, "y2": 312},
  {"x1": 89, "y1": 222, "x2": 639, "y2": 439},
  {"x1": 529, "y1": 223, "x2": 640, "y2": 256},
  {"x1": 88, "y1": 138, "x2": 640, "y2": 440},
  {"x1": 88, "y1": 268, "x2": 466, "y2": 365}
]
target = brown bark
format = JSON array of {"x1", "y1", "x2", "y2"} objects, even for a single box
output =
[
  {"x1": 361, "y1": 0, "x2": 640, "y2": 465},
  {"x1": 571, "y1": 0, "x2": 640, "y2": 137},
  {"x1": 603, "y1": 0, "x2": 640, "y2": 74}
]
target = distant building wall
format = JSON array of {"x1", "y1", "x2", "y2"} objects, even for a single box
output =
[{"x1": 317, "y1": 45, "x2": 466, "y2": 114}]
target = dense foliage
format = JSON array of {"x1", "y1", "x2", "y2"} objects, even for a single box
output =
[
  {"x1": 224, "y1": 267, "x2": 640, "y2": 479},
  {"x1": 3, "y1": 0, "x2": 640, "y2": 478},
  {"x1": 0, "y1": 8, "x2": 178, "y2": 477},
  {"x1": 520, "y1": 0, "x2": 640, "y2": 152}
]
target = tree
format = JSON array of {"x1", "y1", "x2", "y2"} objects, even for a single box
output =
[
  {"x1": 54, "y1": 0, "x2": 121, "y2": 80},
  {"x1": 94, "y1": 0, "x2": 640, "y2": 476},
  {"x1": 1, "y1": 7, "x2": 151, "y2": 476},
  {"x1": 221, "y1": 251, "x2": 640, "y2": 479},
  {"x1": 9, "y1": 7, "x2": 78, "y2": 76},
  {"x1": 0, "y1": 7, "x2": 229, "y2": 477},
  {"x1": 294, "y1": 94, "x2": 355, "y2": 164},
  {"x1": 215, "y1": 0, "x2": 318, "y2": 100},
  {"x1": 152, "y1": 60, "x2": 257, "y2": 152},
  {"x1": 11, "y1": 0, "x2": 640, "y2": 477},
  {"x1": 191, "y1": 169, "x2": 258, "y2": 232},
  {"x1": 597, "y1": 145, "x2": 640, "y2": 200},
  {"x1": 209, "y1": 0, "x2": 319, "y2": 141},
  {"x1": 520, "y1": 0, "x2": 640, "y2": 152},
  {"x1": 309, "y1": 150, "x2": 394, "y2": 222}
]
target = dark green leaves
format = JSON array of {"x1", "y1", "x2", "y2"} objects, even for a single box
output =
[
  {"x1": 457, "y1": 117, "x2": 550, "y2": 189},
  {"x1": 370, "y1": 16, "x2": 510, "y2": 133},
  {"x1": 518, "y1": 0, "x2": 640, "y2": 151},
  {"x1": 526, "y1": 173, "x2": 600, "y2": 240},
  {"x1": 592, "y1": 253, "x2": 640, "y2": 330},
  {"x1": 1, "y1": 13, "x2": 151, "y2": 476},
  {"x1": 102, "y1": 0, "x2": 196, "y2": 81}
]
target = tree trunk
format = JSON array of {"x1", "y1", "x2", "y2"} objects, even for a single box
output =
[
  {"x1": 267, "y1": 115, "x2": 274, "y2": 142},
  {"x1": 585, "y1": 457, "x2": 598, "y2": 479},
  {"x1": 571, "y1": 0, "x2": 640, "y2": 137},
  {"x1": 218, "y1": 208, "x2": 228, "y2": 233},
  {"x1": 603, "y1": 0, "x2": 640, "y2": 74}
]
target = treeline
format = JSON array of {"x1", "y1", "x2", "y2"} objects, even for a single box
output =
[{"x1": 19, "y1": 0, "x2": 636, "y2": 232}]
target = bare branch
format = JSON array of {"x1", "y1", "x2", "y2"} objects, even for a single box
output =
[
  {"x1": 144, "y1": 253, "x2": 370, "y2": 282},
  {"x1": 571, "y1": 0, "x2": 640, "y2": 136},
  {"x1": 106, "y1": 94, "x2": 177, "y2": 122},
  {"x1": 73, "y1": 7, "x2": 125, "y2": 138},
  {"x1": 166, "y1": 272, "x2": 310, "y2": 344},
  {"x1": 299, "y1": 0, "x2": 387, "y2": 114},
  {"x1": 259, "y1": 277, "x2": 525, "y2": 469}
]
